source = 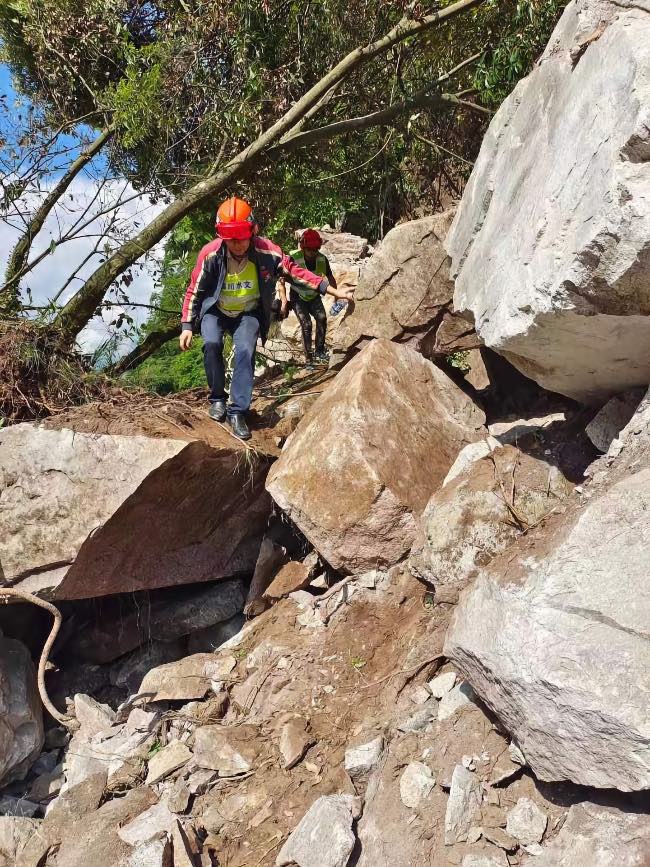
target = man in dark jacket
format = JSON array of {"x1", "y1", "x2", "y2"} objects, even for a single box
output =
[{"x1": 180, "y1": 197, "x2": 352, "y2": 440}]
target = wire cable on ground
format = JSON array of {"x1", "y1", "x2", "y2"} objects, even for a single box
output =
[{"x1": 0, "y1": 588, "x2": 77, "y2": 729}]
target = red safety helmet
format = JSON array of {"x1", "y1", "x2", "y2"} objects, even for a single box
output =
[
  {"x1": 215, "y1": 197, "x2": 255, "y2": 240},
  {"x1": 300, "y1": 228, "x2": 322, "y2": 250}
]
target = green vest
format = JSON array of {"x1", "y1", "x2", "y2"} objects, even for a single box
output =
[
  {"x1": 218, "y1": 260, "x2": 260, "y2": 317},
  {"x1": 290, "y1": 249, "x2": 327, "y2": 301}
]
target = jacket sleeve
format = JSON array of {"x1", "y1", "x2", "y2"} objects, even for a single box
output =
[
  {"x1": 181, "y1": 246, "x2": 219, "y2": 330},
  {"x1": 279, "y1": 251, "x2": 329, "y2": 297}
]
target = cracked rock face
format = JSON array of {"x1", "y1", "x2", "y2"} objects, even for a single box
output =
[
  {"x1": 0, "y1": 424, "x2": 272, "y2": 599},
  {"x1": 332, "y1": 212, "x2": 479, "y2": 362},
  {"x1": 0, "y1": 638, "x2": 43, "y2": 787},
  {"x1": 446, "y1": 0, "x2": 650, "y2": 403},
  {"x1": 445, "y1": 393, "x2": 650, "y2": 790},
  {"x1": 266, "y1": 339, "x2": 485, "y2": 574}
]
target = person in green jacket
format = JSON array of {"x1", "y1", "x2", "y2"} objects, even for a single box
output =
[{"x1": 289, "y1": 229, "x2": 338, "y2": 363}]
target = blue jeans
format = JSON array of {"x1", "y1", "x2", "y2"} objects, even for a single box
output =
[{"x1": 201, "y1": 310, "x2": 260, "y2": 414}]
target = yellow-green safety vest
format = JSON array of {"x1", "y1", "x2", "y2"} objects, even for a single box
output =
[
  {"x1": 218, "y1": 260, "x2": 260, "y2": 317},
  {"x1": 290, "y1": 249, "x2": 326, "y2": 301}
]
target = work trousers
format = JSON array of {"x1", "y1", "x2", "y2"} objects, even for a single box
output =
[
  {"x1": 200, "y1": 309, "x2": 260, "y2": 414},
  {"x1": 291, "y1": 291, "x2": 327, "y2": 357}
]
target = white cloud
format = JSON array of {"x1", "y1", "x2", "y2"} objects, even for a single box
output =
[{"x1": 0, "y1": 176, "x2": 168, "y2": 356}]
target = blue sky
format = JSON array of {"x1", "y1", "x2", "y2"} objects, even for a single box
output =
[{"x1": 0, "y1": 62, "x2": 165, "y2": 355}]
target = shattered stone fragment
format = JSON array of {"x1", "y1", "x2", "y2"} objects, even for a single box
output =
[
  {"x1": 192, "y1": 726, "x2": 252, "y2": 776},
  {"x1": 276, "y1": 794, "x2": 361, "y2": 867},
  {"x1": 279, "y1": 721, "x2": 314, "y2": 770},
  {"x1": 427, "y1": 671, "x2": 457, "y2": 699},
  {"x1": 117, "y1": 801, "x2": 176, "y2": 846},
  {"x1": 145, "y1": 740, "x2": 192, "y2": 785},
  {"x1": 344, "y1": 737, "x2": 383, "y2": 780},
  {"x1": 399, "y1": 762, "x2": 436, "y2": 809},
  {"x1": 445, "y1": 765, "x2": 482, "y2": 845},
  {"x1": 438, "y1": 681, "x2": 476, "y2": 721},
  {"x1": 506, "y1": 798, "x2": 547, "y2": 846}
]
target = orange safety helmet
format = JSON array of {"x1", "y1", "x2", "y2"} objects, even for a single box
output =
[
  {"x1": 300, "y1": 228, "x2": 322, "y2": 250},
  {"x1": 215, "y1": 197, "x2": 256, "y2": 240}
]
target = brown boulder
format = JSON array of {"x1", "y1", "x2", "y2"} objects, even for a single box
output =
[
  {"x1": 332, "y1": 212, "x2": 479, "y2": 363},
  {"x1": 263, "y1": 561, "x2": 311, "y2": 599},
  {"x1": 410, "y1": 444, "x2": 574, "y2": 591},
  {"x1": 266, "y1": 339, "x2": 485, "y2": 573},
  {"x1": 1, "y1": 425, "x2": 273, "y2": 600}
]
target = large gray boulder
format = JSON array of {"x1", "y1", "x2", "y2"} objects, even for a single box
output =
[
  {"x1": 0, "y1": 637, "x2": 44, "y2": 786},
  {"x1": 445, "y1": 388, "x2": 650, "y2": 791},
  {"x1": 446, "y1": 0, "x2": 650, "y2": 403},
  {"x1": 526, "y1": 802, "x2": 650, "y2": 866},
  {"x1": 267, "y1": 339, "x2": 485, "y2": 573},
  {"x1": 0, "y1": 425, "x2": 271, "y2": 599},
  {"x1": 332, "y1": 212, "x2": 479, "y2": 362}
]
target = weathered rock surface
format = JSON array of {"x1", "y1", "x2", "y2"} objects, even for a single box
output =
[
  {"x1": 145, "y1": 740, "x2": 192, "y2": 785},
  {"x1": 120, "y1": 837, "x2": 172, "y2": 867},
  {"x1": 264, "y1": 562, "x2": 311, "y2": 600},
  {"x1": 586, "y1": 388, "x2": 645, "y2": 452},
  {"x1": 447, "y1": 0, "x2": 650, "y2": 403},
  {"x1": 399, "y1": 761, "x2": 436, "y2": 808},
  {"x1": 0, "y1": 816, "x2": 40, "y2": 865},
  {"x1": 410, "y1": 444, "x2": 572, "y2": 589},
  {"x1": 344, "y1": 736, "x2": 383, "y2": 780},
  {"x1": 445, "y1": 765, "x2": 482, "y2": 845},
  {"x1": 276, "y1": 794, "x2": 360, "y2": 867},
  {"x1": 428, "y1": 671, "x2": 456, "y2": 699},
  {"x1": 462, "y1": 853, "x2": 508, "y2": 867},
  {"x1": 0, "y1": 425, "x2": 272, "y2": 598},
  {"x1": 74, "y1": 693, "x2": 116, "y2": 737},
  {"x1": 71, "y1": 580, "x2": 246, "y2": 664},
  {"x1": 446, "y1": 391, "x2": 650, "y2": 790},
  {"x1": 118, "y1": 801, "x2": 176, "y2": 845},
  {"x1": 278, "y1": 720, "x2": 314, "y2": 769},
  {"x1": 0, "y1": 637, "x2": 43, "y2": 786},
  {"x1": 438, "y1": 681, "x2": 476, "y2": 721},
  {"x1": 138, "y1": 653, "x2": 236, "y2": 702},
  {"x1": 506, "y1": 798, "x2": 547, "y2": 846},
  {"x1": 332, "y1": 212, "x2": 479, "y2": 362},
  {"x1": 526, "y1": 802, "x2": 650, "y2": 866},
  {"x1": 18, "y1": 786, "x2": 157, "y2": 867},
  {"x1": 0, "y1": 424, "x2": 181, "y2": 591},
  {"x1": 267, "y1": 339, "x2": 485, "y2": 573},
  {"x1": 193, "y1": 726, "x2": 253, "y2": 776}
]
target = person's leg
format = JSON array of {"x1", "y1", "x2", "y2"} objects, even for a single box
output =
[
  {"x1": 200, "y1": 313, "x2": 227, "y2": 402},
  {"x1": 291, "y1": 293, "x2": 313, "y2": 361},
  {"x1": 310, "y1": 297, "x2": 327, "y2": 356},
  {"x1": 229, "y1": 313, "x2": 260, "y2": 415}
]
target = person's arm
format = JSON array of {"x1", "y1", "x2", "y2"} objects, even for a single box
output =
[
  {"x1": 280, "y1": 250, "x2": 353, "y2": 301},
  {"x1": 179, "y1": 243, "x2": 220, "y2": 350},
  {"x1": 277, "y1": 277, "x2": 289, "y2": 317}
]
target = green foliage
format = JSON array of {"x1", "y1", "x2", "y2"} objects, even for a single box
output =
[
  {"x1": 125, "y1": 212, "x2": 214, "y2": 393},
  {"x1": 127, "y1": 337, "x2": 207, "y2": 394},
  {"x1": 474, "y1": 0, "x2": 568, "y2": 106},
  {"x1": 447, "y1": 350, "x2": 471, "y2": 373}
]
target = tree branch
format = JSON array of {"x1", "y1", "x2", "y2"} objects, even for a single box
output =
[{"x1": 0, "y1": 126, "x2": 115, "y2": 312}]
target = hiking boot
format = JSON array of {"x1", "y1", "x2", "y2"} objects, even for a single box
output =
[
  {"x1": 208, "y1": 399, "x2": 227, "y2": 422},
  {"x1": 314, "y1": 350, "x2": 329, "y2": 364},
  {"x1": 228, "y1": 412, "x2": 251, "y2": 441}
]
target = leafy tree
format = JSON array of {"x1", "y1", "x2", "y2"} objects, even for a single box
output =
[{"x1": 0, "y1": 0, "x2": 567, "y2": 374}]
